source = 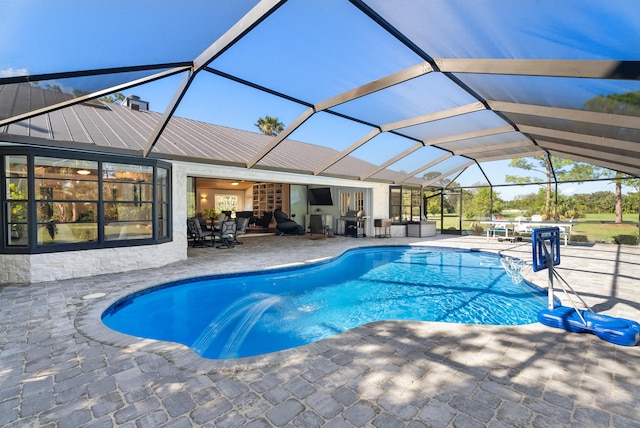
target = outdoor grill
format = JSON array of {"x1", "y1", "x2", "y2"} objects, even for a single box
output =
[{"x1": 340, "y1": 210, "x2": 367, "y2": 238}]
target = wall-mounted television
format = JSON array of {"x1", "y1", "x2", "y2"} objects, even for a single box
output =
[{"x1": 308, "y1": 187, "x2": 333, "y2": 205}]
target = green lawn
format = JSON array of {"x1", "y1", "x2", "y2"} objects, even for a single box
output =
[
  {"x1": 572, "y1": 214, "x2": 639, "y2": 244},
  {"x1": 570, "y1": 222, "x2": 638, "y2": 244},
  {"x1": 583, "y1": 213, "x2": 619, "y2": 221},
  {"x1": 429, "y1": 213, "x2": 639, "y2": 245}
]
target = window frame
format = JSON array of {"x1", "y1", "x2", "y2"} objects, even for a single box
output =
[
  {"x1": 389, "y1": 185, "x2": 422, "y2": 224},
  {"x1": 1, "y1": 146, "x2": 172, "y2": 254}
]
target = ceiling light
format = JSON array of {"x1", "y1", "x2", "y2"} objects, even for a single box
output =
[
  {"x1": 231, "y1": 182, "x2": 239, "y2": 186},
  {"x1": 77, "y1": 169, "x2": 91, "y2": 175}
]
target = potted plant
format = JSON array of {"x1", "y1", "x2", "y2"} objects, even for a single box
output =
[{"x1": 203, "y1": 207, "x2": 218, "y2": 221}]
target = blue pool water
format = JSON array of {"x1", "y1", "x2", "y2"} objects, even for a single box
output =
[{"x1": 102, "y1": 246, "x2": 546, "y2": 359}]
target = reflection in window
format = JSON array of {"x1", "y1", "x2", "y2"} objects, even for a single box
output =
[
  {"x1": 34, "y1": 157, "x2": 98, "y2": 245},
  {"x1": 354, "y1": 191, "x2": 364, "y2": 212},
  {"x1": 186, "y1": 176, "x2": 196, "y2": 219},
  {"x1": 390, "y1": 187, "x2": 401, "y2": 223},
  {"x1": 340, "y1": 193, "x2": 350, "y2": 215},
  {"x1": 4, "y1": 155, "x2": 28, "y2": 246},
  {"x1": 1, "y1": 151, "x2": 171, "y2": 251},
  {"x1": 103, "y1": 163, "x2": 154, "y2": 240},
  {"x1": 157, "y1": 167, "x2": 169, "y2": 238},
  {"x1": 389, "y1": 186, "x2": 421, "y2": 223}
]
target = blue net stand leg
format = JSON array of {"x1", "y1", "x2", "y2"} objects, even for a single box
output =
[{"x1": 533, "y1": 227, "x2": 640, "y2": 346}]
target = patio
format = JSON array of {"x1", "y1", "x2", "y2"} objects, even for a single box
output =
[{"x1": 1, "y1": 234, "x2": 639, "y2": 427}]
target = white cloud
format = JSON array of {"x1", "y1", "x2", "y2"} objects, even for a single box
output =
[
  {"x1": 561, "y1": 187, "x2": 577, "y2": 195},
  {"x1": 0, "y1": 67, "x2": 29, "y2": 78}
]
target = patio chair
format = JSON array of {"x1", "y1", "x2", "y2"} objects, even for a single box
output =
[
  {"x1": 212, "y1": 212, "x2": 228, "y2": 230},
  {"x1": 513, "y1": 219, "x2": 531, "y2": 236},
  {"x1": 236, "y1": 210, "x2": 253, "y2": 220},
  {"x1": 558, "y1": 226, "x2": 569, "y2": 246},
  {"x1": 274, "y1": 208, "x2": 300, "y2": 235},
  {"x1": 215, "y1": 220, "x2": 237, "y2": 249},
  {"x1": 309, "y1": 214, "x2": 326, "y2": 240},
  {"x1": 233, "y1": 216, "x2": 250, "y2": 244},
  {"x1": 195, "y1": 214, "x2": 211, "y2": 231},
  {"x1": 187, "y1": 218, "x2": 214, "y2": 247}
]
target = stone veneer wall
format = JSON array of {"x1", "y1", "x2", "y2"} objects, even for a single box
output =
[
  {"x1": 0, "y1": 240, "x2": 186, "y2": 285},
  {"x1": 0, "y1": 164, "x2": 188, "y2": 285},
  {"x1": 0, "y1": 254, "x2": 31, "y2": 284}
]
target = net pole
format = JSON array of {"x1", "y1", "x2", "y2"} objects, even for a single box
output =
[
  {"x1": 543, "y1": 241, "x2": 554, "y2": 309},
  {"x1": 547, "y1": 257, "x2": 554, "y2": 309}
]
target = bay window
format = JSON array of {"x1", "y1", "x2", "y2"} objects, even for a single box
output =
[{"x1": 1, "y1": 147, "x2": 171, "y2": 253}]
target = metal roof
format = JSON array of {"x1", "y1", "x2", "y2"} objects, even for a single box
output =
[
  {"x1": 1, "y1": 0, "x2": 639, "y2": 189},
  {"x1": 1, "y1": 94, "x2": 414, "y2": 183}
]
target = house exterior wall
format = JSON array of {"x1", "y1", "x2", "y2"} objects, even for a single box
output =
[
  {"x1": 175, "y1": 160, "x2": 390, "y2": 237},
  {"x1": 0, "y1": 254, "x2": 31, "y2": 283},
  {"x1": 0, "y1": 160, "x2": 390, "y2": 285},
  {"x1": 0, "y1": 165, "x2": 187, "y2": 285}
]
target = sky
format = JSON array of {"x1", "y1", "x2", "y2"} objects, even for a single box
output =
[{"x1": 2, "y1": 0, "x2": 638, "y2": 201}]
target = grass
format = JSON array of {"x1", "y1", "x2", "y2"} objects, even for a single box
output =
[
  {"x1": 571, "y1": 223, "x2": 638, "y2": 244},
  {"x1": 572, "y1": 214, "x2": 639, "y2": 244},
  {"x1": 582, "y1": 213, "x2": 640, "y2": 222},
  {"x1": 428, "y1": 214, "x2": 639, "y2": 245}
]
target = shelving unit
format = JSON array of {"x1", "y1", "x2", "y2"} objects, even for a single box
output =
[{"x1": 252, "y1": 183, "x2": 288, "y2": 216}]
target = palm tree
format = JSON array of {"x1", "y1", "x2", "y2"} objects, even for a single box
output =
[{"x1": 255, "y1": 116, "x2": 284, "y2": 136}]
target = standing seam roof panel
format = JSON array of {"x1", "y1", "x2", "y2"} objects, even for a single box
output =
[{"x1": 162, "y1": 116, "x2": 259, "y2": 162}]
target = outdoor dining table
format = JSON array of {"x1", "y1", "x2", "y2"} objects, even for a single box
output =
[{"x1": 480, "y1": 220, "x2": 573, "y2": 245}]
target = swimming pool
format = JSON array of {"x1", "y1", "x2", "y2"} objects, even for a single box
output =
[{"x1": 102, "y1": 246, "x2": 547, "y2": 359}]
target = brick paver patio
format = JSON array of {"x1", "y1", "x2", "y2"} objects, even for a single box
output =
[{"x1": 1, "y1": 234, "x2": 639, "y2": 427}]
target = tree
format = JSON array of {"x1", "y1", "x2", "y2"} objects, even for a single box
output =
[
  {"x1": 554, "y1": 192, "x2": 585, "y2": 220},
  {"x1": 612, "y1": 172, "x2": 624, "y2": 223},
  {"x1": 506, "y1": 156, "x2": 552, "y2": 217},
  {"x1": 423, "y1": 189, "x2": 442, "y2": 217},
  {"x1": 255, "y1": 116, "x2": 284, "y2": 136},
  {"x1": 621, "y1": 178, "x2": 640, "y2": 238},
  {"x1": 584, "y1": 91, "x2": 640, "y2": 117},
  {"x1": 465, "y1": 187, "x2": 503, "y2": 220},
  {"x1": 587, "y1": 191, "x2": 617, "y2": 214},
  {"x1": 423, "y1": 171, "x2": 458, "y2": 189},
  {"x1": 423, "y1": 172, "x2": 461, "y2": 217},
  {"x1": 605, "y1": 175, "x2": 640, "y2": 225},
  {"x1": 584, "y1": 91, "x2": 640, "y2": 224},
  {"x1": 9, "y1": 183, "x2": 26, "y2": 238},
  {"x1": 99, "y1": 92, "x2": 125, "y2": 103},
  {"x1": 506, "y1": 156, "x2": 598, "y2": 220}
]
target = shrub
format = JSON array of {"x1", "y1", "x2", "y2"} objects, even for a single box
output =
[
  {"x1": 470, "y1": 225, "x2": 484, "y2": 236},
  {"x1": 614, "y1": 235, "x2": 638, "y2": 245},
  {"x1": 570, "y1": 234, "x2": 588, "y2": 243}
]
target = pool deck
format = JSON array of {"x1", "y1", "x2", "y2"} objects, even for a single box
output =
[{"x1": 1, "y1": 234, "x2": 640, "y2": 427}]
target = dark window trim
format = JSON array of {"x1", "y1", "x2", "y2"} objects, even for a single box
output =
[
  {"x1": 389, "y1": 185, "x2": 422, "y2": 225},
  {"x1": 1, "y1": 146, "x2": 172, "y2": 254}
]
